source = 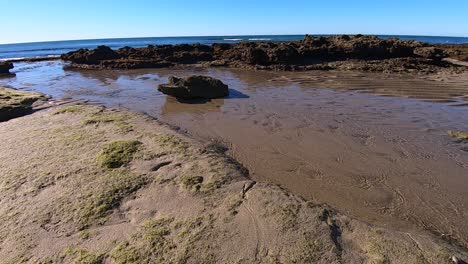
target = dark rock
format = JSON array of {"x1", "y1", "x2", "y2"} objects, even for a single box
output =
[
  {"x1": 166, "y1": 51, "x2": 213, "y2": 64},
  {"x1": 244, "y1": 48, "x2": 269, "y2": 65},
  {"x1": 158, "y1": 75, "x2": 229, "y2": 99},
  {"x1": 303, "y1": 34, "x2": 314, "y2": 42},
  {"x1": 212, "y1": 43, "x2": 232, "y2": 53},
  {"x1": 0, "y1": 88, "x2": 46, "y2": 122},
  {"x1": 0, "y1": 62, "x2": 13, "y2": 74},
  {"x1": 117, "y1": 46, "x2": 137, "y2": 57},
  {"x1": 60, "y1": 35, "x2": 463, "y2": 73},
  {"x1": 414, "y1": 47, "x2": 446, "y2": 60},
  {"x1": 436, "y1": 44, "x2": 468, "y2": 62},
  {"x1": 61, "y1": 45, "x2": 120, "y2": 64},
  {"x1": 100, "y1": 59, "x2": 173, "y2": 69},
  {"x1": 339, "y1": 34, "x2": 351, "y2": 41},
  {"x1": 267, "y1": 44, "x2": 298, "y2": 64},
  {"x1": 0, "y1": 105, "x2": 32, "y2": 122}
]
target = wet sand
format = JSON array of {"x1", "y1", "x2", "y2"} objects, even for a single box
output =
[{"x1": 2, "y1": 61, "x2": 468, "y2": 247}]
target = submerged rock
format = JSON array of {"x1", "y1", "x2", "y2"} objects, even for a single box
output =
[
  {"x1": 0, "y1": 62, "x2": 13, "y2": 74},
  {"x1": 158, "y1": 75, "x2": 229, "y2": 99}
]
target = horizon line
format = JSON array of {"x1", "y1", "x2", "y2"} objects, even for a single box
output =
[{"x1": 1, "y1": 33, "x2": 468, "y2": 46}]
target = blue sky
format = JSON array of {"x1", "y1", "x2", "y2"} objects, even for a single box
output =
[{"x1": 1, "y1": 0, "x2": 467, "y2": 44}]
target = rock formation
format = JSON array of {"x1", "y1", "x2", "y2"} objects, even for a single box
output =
[
  {"x1": 0, "y1": 87, "x2": 47, "y2": 122},
  {"x1": 158, "y1": 75, "x2": 229, "y2": 99},
  {"x1": 0, "y1": 62, "x2": 13, "y2": 74},
  {"x1": 61, "y1": 35, "x2": 459, "y2": 73},
  {"x1": 62, "y1": 45, "x2": 120, "y2": 65}
]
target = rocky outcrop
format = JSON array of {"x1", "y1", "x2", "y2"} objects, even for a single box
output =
[
  {"x1": 61, "y1": 35, "x2": 460, "y2": 73},
  {"x1": 61, "y1": 45, "x2": 120, "y2": 65},
  {"x1": 0, "y1": 62, "x2": 13, "y2": 74},
  {"x1": 158, "y1": 75, "x2": 229, "y2": 99},
  {"x1": 436, "y1": 44, "x2": 468, "y2": 62},
  {"x1": 0, "y1": 87, "x2": 47, "y2": 122},
  {"x1": 413, "y1": 47, "x2": 445, "y2": 60}
]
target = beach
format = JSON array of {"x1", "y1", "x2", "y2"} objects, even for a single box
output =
[{"x1": 1, "y1": 35, "x2": 468, "y2": 262}]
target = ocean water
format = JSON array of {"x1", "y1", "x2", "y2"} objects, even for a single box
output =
[{"x1": 1, "y1": 34, "x2": 468, "y2": 60}]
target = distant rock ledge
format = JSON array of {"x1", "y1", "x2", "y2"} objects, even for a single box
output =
[{"x1": 60, "y1": 35, "x2": 464, "y2": 74}]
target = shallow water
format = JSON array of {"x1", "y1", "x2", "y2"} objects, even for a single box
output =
[{"x1": 2, "y1": 61, "x2": 468, "y2": 246}]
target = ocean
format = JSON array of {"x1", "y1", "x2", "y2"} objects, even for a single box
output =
[{"x1": 1, "y1": 34, "x2": 468, "y2": 60}]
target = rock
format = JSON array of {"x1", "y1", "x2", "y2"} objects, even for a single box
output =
[
  {"x1": 61, "y1": 45, "x2": 120, "y2": 64},
  {"x1": 267, "y1": 44, "x2": 299, "y2": 63},
  {"x1": 242, "y1": 48, "x2": 269, "y2": 65},
  {"x1": 436, "y1": 44, "x2": 468, "y2": 62},
  {"x1": 0, "y1": 87, "x2": 46, "y2": 122},
  {"x1": 158, "y1": 75, "x2": 229, "y2": 99},
  {"x1": 61, "y1": 35, "x2": 461, "y2": 73},
  {"x1": 100, "y1": 59, "x2": 172, "y2": 69},
  {"x1": 166, "y1": 51, "x2": 213, "y2": 64},
  {"x1": 206, "y1": 59, "x2": 228, "y2": 67},
  {"x1": 414, "y1": 47, "x2": 446, "y2": 60},
  {"x1": 0, "y1": 62, "x2": 13, "y2": 74},
  {"x1": 0, "y1": 104, "x2": 32, "y2": 122}
]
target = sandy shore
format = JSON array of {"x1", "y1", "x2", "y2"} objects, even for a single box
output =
[{"x1": 0, "y1": 94, "x2": 467, "y2": 263}]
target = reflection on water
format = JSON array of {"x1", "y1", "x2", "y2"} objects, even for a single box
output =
[
  {"x1": 1, "y1": 61, "x2": 468, "y2": 246},
  {"x1": 162, "y1": 96, "x2": 224, "y2": 115},
  {"x1": 3, "y1": 60, "x2": 468, "y2": 108}
]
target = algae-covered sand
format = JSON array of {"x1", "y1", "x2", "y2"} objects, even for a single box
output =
[
  {"x1": 0, "y1": 103, "x2": 467, "y2": 263},
  {"x1": 0, "y1": 87, "x2": 47, "y2": 122}
]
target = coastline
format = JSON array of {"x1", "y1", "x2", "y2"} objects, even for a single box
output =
[{"x1": 1, "y1": 35, "x2": 468, "y2": 262}]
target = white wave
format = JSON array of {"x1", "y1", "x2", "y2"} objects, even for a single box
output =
[
  {"x1": 248, "y1": 38, "x2": 272, "y2": 41},
  {"x1": 224, "y1": 38, "x2": 243, "y2": 41},
  {"x1": 0, "y1": 57, "x2": 25, "y2": 61},
  {"x1": 0, "y1": 55, "x2": 60, "y2": 61}
]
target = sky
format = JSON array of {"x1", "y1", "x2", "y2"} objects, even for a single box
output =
[{"x1": 1, "y1": 0, "x2": 468, "y2": 44}]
